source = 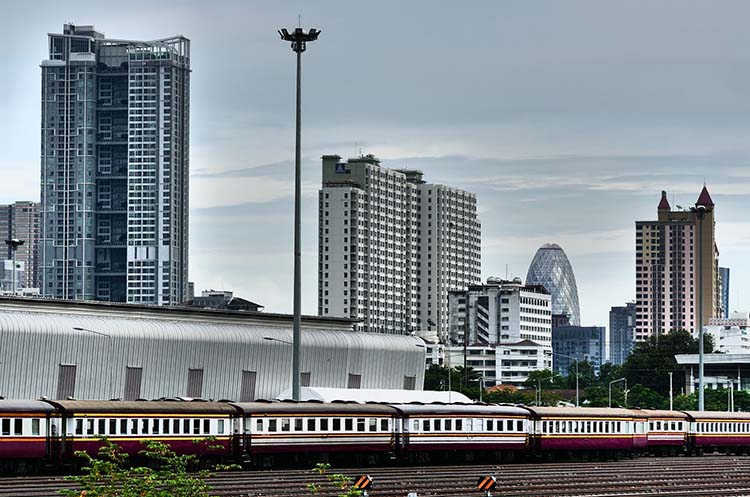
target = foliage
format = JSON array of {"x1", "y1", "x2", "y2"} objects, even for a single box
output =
[
  {"x1": 307, "y1": 463, "x2": 362, "y2": 497},
  {"x1": 568, "y1": 361, "x2": 597, "y2": 389},
  {"x1": 424, "y1": 363, "x2": 482, "y2": 398},
  {"x1": 59, "y1": 439, "x2": 234, "y2": 497},
  {"x1": 673, "y1": 388, "x2": 750, "y2": 412}
]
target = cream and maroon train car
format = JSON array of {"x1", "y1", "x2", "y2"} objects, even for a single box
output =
[
  {"x1": 642, "y1": 409, "x2": 688, "y2": 454},
  {"x1": 0, "y1": 400, "x2": 56, "y2": 471},
  {"x1": 686, "y1": 410, "x2": 750, "y2": 454},
  {"x1": 526, "y1": 407, "x2": 649, "y2": 455},
  {"x1": 392, "y1": 404, "x2": 531, "y2": 462}
]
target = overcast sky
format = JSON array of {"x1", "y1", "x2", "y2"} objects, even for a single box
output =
[{"x1": 2, "y1": 1, "x2": 750, "y2": 327}]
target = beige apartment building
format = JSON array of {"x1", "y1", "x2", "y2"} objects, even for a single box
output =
[{"x1": 635, "y1": 187, "x2": 720, "y2": 341}]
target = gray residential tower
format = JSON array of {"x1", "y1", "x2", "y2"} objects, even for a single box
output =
[{"x1": 40, "y1": 24, "x2": 190, "y2": 304}]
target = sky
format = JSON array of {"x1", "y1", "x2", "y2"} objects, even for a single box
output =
[{"x1": 2, "y1": 1, "x2": 750, "y2": 327}]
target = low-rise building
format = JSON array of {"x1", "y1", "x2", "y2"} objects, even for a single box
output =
[{"x1": 705, "y1": 311, "x2": 750, "y2": 354}]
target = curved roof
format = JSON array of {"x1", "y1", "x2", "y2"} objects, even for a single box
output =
[
  {"x1": 47, "y1": 400, "x2": 239, "y2": 415},
  {"x1": 391, "y1": 404, "x2": 530, "y2": 416},
  {"x1": 275, "y1": 387, "x2": 471, "y2": 404},
  {"x1": 683, "y1": 410, "x2": 750, "y2": 421},
  {"x1": 0, "y1": 400, "x2": 56, "y2": 413},
  {"x1": 232, "y1": 402, "x2": 397, "y2": 415},
  {"x1": 634, "y1": 409, "x2": 688, "y2": 419},
  {"x1": 523, "y1": 407, "x2": 649, "y2": 419}
]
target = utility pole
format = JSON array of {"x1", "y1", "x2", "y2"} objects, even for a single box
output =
[
  {"x1": 668, "y1": 371, "x2": 673, "y2": 411},
  {"x1": 691, "y1": 203, "x2": 710, "y2": 411},
  {"x1": 278, "y1": 26, "x2": 320, "y2": 401}
]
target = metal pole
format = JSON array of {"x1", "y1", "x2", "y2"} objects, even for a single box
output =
[
  {"x1": 291, "y1": 46, "x2": 302, "y2": 402},
  {"x1": 575, "y1": 360, "x2": 579, "y2": 408},
  {"x1": 669, "y1": 371, "x2": 673, "y2": 411},
  {"x1": 11, "y1": 248, "x2": 16, "y2": 296},
  {"x1": 698, "y1": 217, "x2": 704, "y2": 411}
]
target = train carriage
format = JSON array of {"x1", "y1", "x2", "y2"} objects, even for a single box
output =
[
  {"x1": 46, "y1": 400, "x2": 238, "y2": 460},
  {"x1": 392, "y1": 404, "x2": 531, "y2": 462},
  {"x1": 526, "y1": 407, "x2": 649, "y2": 456},
  {"x1": 641, "y1": 409, "x2": 688, "y2": 454},
  {"x1": 685, "y1": 410, "x2": 750, "y2": 454},
  {"x1": 232, "y1": 401, "x2": 398, "y2": 466},
  {"x1": 0, "y1": 400, "x2": 56, "y2": 471}
]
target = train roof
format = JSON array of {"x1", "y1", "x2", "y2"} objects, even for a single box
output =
[
  {"x1": 523, "y1": 406, "x2": 650, "y2": 419},
  {"x1": 391, "y1": 403, "x2": 530, "y2": 416},
  {"x1": 634, "y1": 409, "x2": 689, "y2": 419},
  {"x1": 47, "y1": 400, "x2": 238, "y2": 415},
  {"x1": 683, "y1": 410, "x2": 750, "y2": 421},
  {"x1": 0, "y1": 400, "x2": 56, "y2": 413},
  {"x1": 231, "y1": 401, "x2": 397, "y2": 415}
]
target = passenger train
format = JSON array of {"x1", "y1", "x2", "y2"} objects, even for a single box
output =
[{"x1": 0, "y1": 398, "x2": 749, "y2": 472}]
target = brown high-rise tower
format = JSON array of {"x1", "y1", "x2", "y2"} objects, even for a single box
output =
[{"x1": 635, "y1": 187, "x2": 720, "y2": 341}]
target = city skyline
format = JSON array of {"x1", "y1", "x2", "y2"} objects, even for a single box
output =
[{"x1": 2, "y1": 2, "x2": 750, "y2": 326}]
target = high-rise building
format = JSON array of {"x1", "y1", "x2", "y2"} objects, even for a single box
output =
[
  {"x1": 552, "y1": 325, "x2": 607, "y2": 376},
  {"x1": 40, "y1": 24, "x2": 190, "y2": 304},
  {"x1": 609, "y1": 302, "x2": 636, "y2": 365},
  {"x1": 526, "y1": 243, "x2": 581, "y2": 326},
  {"x1": 635, "y1": 188, "x2": 720, "y2": 341},
  {"x1": 0, "y1": 201, "x2": 41, "y2": 289},
  {"x1": 720, "y1": 267, "x2": 730, "y2": 318},
  {"x1": 318, "y1": 154, "x2": 481, "y2": 335}
]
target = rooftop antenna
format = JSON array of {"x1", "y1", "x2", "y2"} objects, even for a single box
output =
[
  {"x1": 298, "y1": 14, "x2": 301, "y2": 27},
  {"x1": 505, "y1": 264, "x2": 508, "y2": 279}
]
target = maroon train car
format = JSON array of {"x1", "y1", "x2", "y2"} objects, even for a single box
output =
[
  {"x1": 686, "y1": 410, "x2": 750, "y2": 453},
  {"x1": 232, "y1": 401, "x2": 398, "y2": 466},
  {"x1": 0, "y1": 400, "x2": 56, "y2": 471},
  {"x1": 47, "y1": 400, "x2": 238, "y2": 461},
  {"x1": 526, "y1": 407, "x2": 649, "y2": 455},
  {"x1": 641, "y1": 409, "x2": 688, "y2": 454}
]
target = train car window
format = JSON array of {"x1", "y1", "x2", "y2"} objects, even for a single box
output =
[
  {"x1": 308, "y1": 419, "x2": 316, "y2": 431},
  {"x1": 183, "y1": 419, "x2": 190, "y2": 434},
  {"x1": 369, "y1": 419, "x2": 377, "y2": 432},
  {"x1": 486, "y1": 420, "x2": 493, "y2": 431},
  {"x1": 541, "y1": 421, "x2": 547, "y2": 433},
  {"x1": 281, "y1": 419, "x2": 290, "y2": 432},
  {"x1": 593, "y1": 422, "x2": 598, "y2": 433},
  {"x1": 443, "y1": 419, "x2": 450, "y2": 431},
  {"x1": 649, "y1": 421, "x2": 653, "y2": 431},
  {"x1": 268, "y1": 419, "x2": 277, "y2": 432},
  {"x1": 139, "y1": 419, "x2": 147, "y2": 435},
  {"x1": 357, "y1": 418, "x2": 366, "y2": 432},
  {"x1": 163, "y1": 419, "x2": 170, "y2": 434},
  {"x1": 73, "y1": 419, "x2": 82, "y2": 436},
  {"x1": 345, "y1": 419, "x2": 353, "y2": 431},
  {"x1": 553, "y1": 421, "x2": 559, "y2": 433},
  {"x1": 130, "y1": 419, "x2": 137, "y2": 435},
  {"x1": 31, "y1": 419, "x2": 40, "y2": 436},
  {"x1": 656, "y1": 421, "x2": 661, "y2": 431},
  {"x1": 173, "y1": 419, "x2": 180, "y2": 434},
  {"x1": 294, "y1": 419, "x2": 303, "y2": 431},
  {"x1": 560, "y1": 421, "x2": 566, "y2": 434},
  {"x1": 97, "y1": 419, "x2": 105, "y2": 435},
  {"x1": 333, "y1": 418, "x2": 341, "y2": 431},
  {"x1": 506, "y1": 419, "x2": 513, "y2": 431},
  {"x1": 434, "y1": 419, "x2": 442, "y2": 431},
  {"x1": 191, "y1": 419, "x2": 199, "y2": 435},
  {"x1": 254, "y1": 419, "x2": 262, "y2": 432},
  {"x1": 455, "y1": 419, "x2": 463, "y2": 431},
  {"x1": 87, "y1": 419, "x2": 95, "y2": 436},
  {"x1": 381, "y1": 419, "x2": 388, "y2": 431},
  {"x1": 217, "y1": 420, "x2": 224, "y2": 434},
  {"x1": 321, "y1": 418, "x2": 329, "y2": 431},
  {"x1": 152, "y1": 419, "x2": 159, "y2": 435},
  {"x1": 12, "y1": 419, "x2": 21, "y2": 436},
  {"x1": 109, "y1": 419, "x2": 117, "y2": 435},
  {"x1": 412, "y1": 420, "x2": 419, "y2": 432},
  {"x1": 119, "y1": 419, "x2": 126, "y2": 435},
  {"x1": 203, "y1": 420, "x2": 210, "y2": 434},
  {"x1": 604, "y1": 422, "x2": 609, "y2": 434},
  {"x1": 423, "y1": 420, "x2": 430, "y2": 432},
  {"x1": 670, "y1": 422, "x2": 675, "y2": 431}
]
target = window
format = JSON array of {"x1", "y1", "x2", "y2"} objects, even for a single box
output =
[
  {"x1": 193, "y1": 419, "x2": 200, "y2": 435},
  {"x1": 332, "y1": 419, "x2": 341, "y2": 431},
  {"x1": 294, "y1": 419, "x2": 303, "y2": 431},
  {"x1": 281, "y1": 419, "x2": 290, "y2": 432},
  {"x1": 345, "y1": 419, "x2": 353, "y2": 431},
  {"x1": 152, "y1": 419, "x2": 160, "y2": 434},
  {"x1": 183, "y1": 419, "x2": 191, "y2": 434},
  {"x1": 456, "y1": 419, "x2": 463, "y2": 430},
  {"x1": 369, "y1": 419, "x2": 377, "y2": 432},
  {"x1": 121, "y1": 419, "x2": 128, "y2": 435},
  {"x1": 14, "y1": 419, "x2": 22, "y2": 436},
  {"x1": 320, "y1": 419, "x2": 329, "y2": 431},
  {"x1": 140, "y1": 419, "x2": 148, "y2": 435},
  {"x1": 423, "y1": 420, "x2": 430, "y2": 432},
  {"x1": 131, "y1": 420, "x2": 138, "y2": 435},
  {"x1": 506, "y1": 420, "x2": 513, "y2": 431},
  {"x1": 75, "y1": 419, "x2": 83, "y2": 436},
  {"x1": 203, "y1": 420, "x2": 210, "y2": 434},
  {"x1": 163, "y1": 419, "x2": 171, "y2": 434},
  {"x1": 486, "y1": 420, "x2": 493, "y2": 431},
  {"x1": 31, "y1": 419, "x2": 40, "y2": 436},
  {"x1": 444, "y1": 419, "x2": 452, "y2": 431},
  {"x1": 268, "y1": 419, "x2": 277, "y2": 432},
  {"x1": 433, "y1": 419, "x2": 441, "y2": 431},
  {"x1": 380, "y1": 419, "x2": 388, "y2": 431}
]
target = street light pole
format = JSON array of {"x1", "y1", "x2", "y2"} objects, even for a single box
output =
[
  {"x1": 668, "y1": 371, "x2": 673, "y2": 411},
  {"x1": 691, "y1": 204, "x2": 710, "y2": 411},
  {"x1": 552, "y1": 351, "x2": 579, "y2": 407},
  {"x1": 609, "y1": 377, "x2": 627, "y2": 408},
  {"x1": 279, "y1": 27, "x2": 320, "y2": 402}
]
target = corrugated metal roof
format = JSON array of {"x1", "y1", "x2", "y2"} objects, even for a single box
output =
[{"x1": 0, "y1": 306, "x2": 426, "y2": 401}]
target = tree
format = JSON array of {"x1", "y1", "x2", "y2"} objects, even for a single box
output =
[
  {"x1": 523, "y1": 369, "x2": 565, "y2": 390},
  {"x1": 622, "y1": 329, "x2": 714, "y2": 396},
  {"x1": 568, "y1": 361, "x2": 596, "y2": 389},
  {"x1": 60, "y1": 439, "x2": 219, "y2": 497},
  {"x1": 627, "y1": 384, "x2": 666, "y2": 409}
]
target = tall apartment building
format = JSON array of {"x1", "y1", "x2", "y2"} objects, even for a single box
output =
[
  {"x1": 318, "y1": 154, "x2": 481, "y2": 336},
  {"x1": 635, "y1": 188, "x2": 720, "y2": 341},
  {"x1": 609, "y1": 302, "x2": 636, "y2": 365},
  {"x1": 0, "y1": 201, "x2": 41, "y2": 289},
  {"x1": 40, "y1": 24, "x2": 190, "y2": 304}
]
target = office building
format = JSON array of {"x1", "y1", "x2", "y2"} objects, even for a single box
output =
[
  {"x1": 0, "y1": 201, "x2": 40, "y2": 289},
  {"x1": 318, "y1": 154, "x2": 481, "y2": 336},
  {"x1": 552, "y1": 325, "x2": 607, "y2": 376},
  {"x1": 720, "y1": 267, "x2": 730, "y2": 318},
  {"x1": 40, "y1": 24, "x2": 190, "y2": 304},
  {"x1": 526, "y1": 243, "x2": 581, "y2": 326},
  {"x1": 609, "y1": 302, "x2": 636, "y2": 365},
  {"x1": 635, "y1": 188, "x2": 720, "y2": 341}
]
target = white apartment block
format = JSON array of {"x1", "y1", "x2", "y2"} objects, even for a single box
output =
[{"x1": 318, "y1": 154, "x2": 480, "y2": 335}]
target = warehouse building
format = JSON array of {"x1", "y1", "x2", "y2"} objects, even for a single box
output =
[{"x1": 0, "y1": 298, "x2": 426, "y2": 401}]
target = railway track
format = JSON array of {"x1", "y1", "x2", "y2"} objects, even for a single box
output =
[{"x1": 2, "y1": 456, "x2": 750, "y2": 496}]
